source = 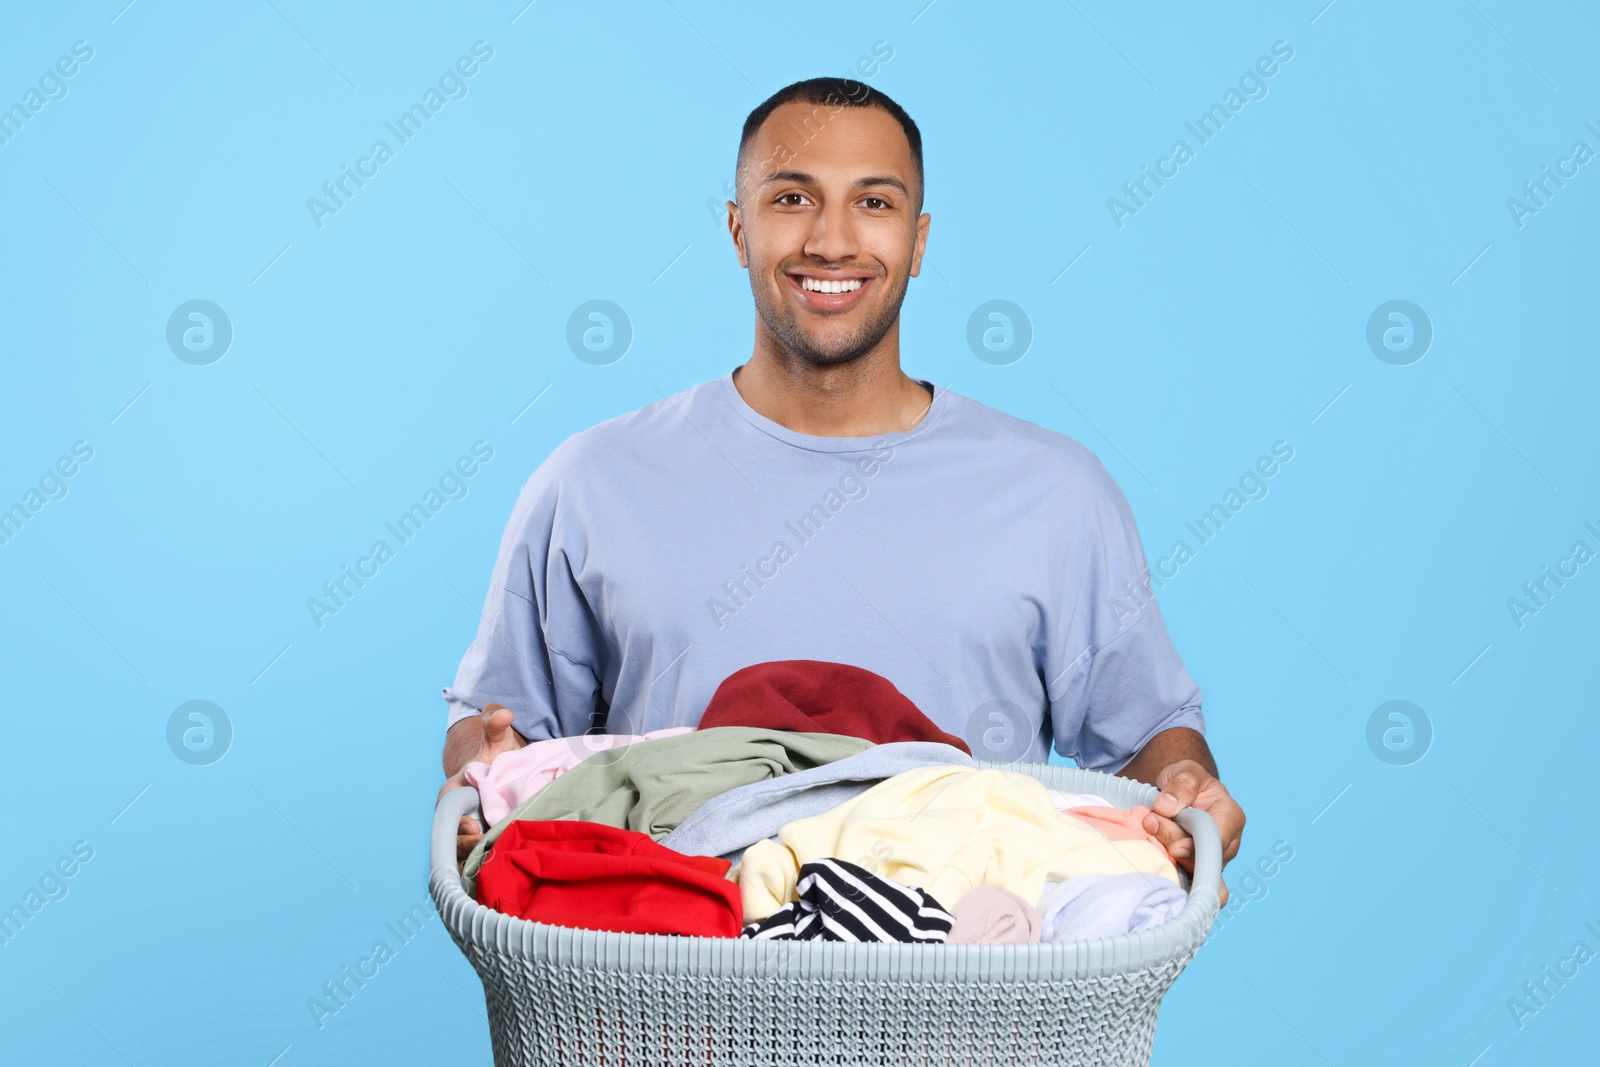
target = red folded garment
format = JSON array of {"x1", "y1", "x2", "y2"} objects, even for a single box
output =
[
  {"x1": 473, "y1": 820, "x2": 743, "y2": 938},
  {"x1": 697, "y1": 659, "x2": 971, "y2": 755}
]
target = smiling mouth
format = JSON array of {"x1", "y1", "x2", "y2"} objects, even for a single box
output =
[{"x1": 786, "y1": 273, "x2": 874, "y2": 312}]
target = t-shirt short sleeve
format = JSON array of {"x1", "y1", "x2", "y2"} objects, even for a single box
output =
[
  {"x1": 442, "y1": 449, "x2": 605, "y2": 742},
  {"x1": 1046, "y1": 455, "x2": 1204, "y2": 773}
]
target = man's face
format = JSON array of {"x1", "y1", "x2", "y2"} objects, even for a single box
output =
[{"x1": 729, "y1": 100, "x2": 930, "y2": 367}]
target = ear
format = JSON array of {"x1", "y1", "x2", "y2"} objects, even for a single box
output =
[
  {"x1": 909, "y1": 210, "x2": 931, "y2": 278},
  {"x1": 727, "y1": 201, "x2": 748, "y2": 268}
]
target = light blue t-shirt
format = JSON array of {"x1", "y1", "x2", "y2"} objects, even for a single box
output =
[{"x1": 443, "y1": 369, "x2": 1203, "y2": 771}]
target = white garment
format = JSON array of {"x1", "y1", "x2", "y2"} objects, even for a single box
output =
[
  {"x1": 1037, "y1": 872, "x2": 1186, "y2": 941},
  {"x1": 1045, "y1": 789, "x2": 1115, "y2": 810}
]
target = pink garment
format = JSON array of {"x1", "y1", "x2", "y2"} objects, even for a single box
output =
[
  {"x1": 948, "y1": 885, "x2": 1042, "y2": 944},
  {"x1": 464, "y1": 728, "x2": 694, "y2": 826},
  {"x1": 1061, "y1": 805, "x2": 1171, "y2": 856}
]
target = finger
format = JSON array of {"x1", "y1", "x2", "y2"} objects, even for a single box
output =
[
  {"x1": 1184, "y1": 791, "x2": 1244, "y2": 864},
  {"x1": 1218, "y1": 879, "x2": 1229, "y2": 907},
  {"x1": 1218, "y1": 802, "x2": 1246, "y2": 863},
  {"x1": 1143, "y1": 812, "x2": 1196, "y2": 868},
  {"x1": 1152, "y1": 766, "x2": 1206, "y2": 818},
  {"x1": 457, "y1": 832, "x2": 483, "y2": 863},
  {"x1": 457, "y1": 815, "x2": 481, "y2": 836},
  {"x1": 1222, "y1": 825, "x2": 1243, "y2": 864},
  {"x1": 1142, "y1": 807, "x2": 1195, "y2": 855}
]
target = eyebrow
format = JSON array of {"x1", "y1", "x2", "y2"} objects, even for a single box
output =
[{"x1": 760, "y1": 170, "x2": 910, "y2": 198}]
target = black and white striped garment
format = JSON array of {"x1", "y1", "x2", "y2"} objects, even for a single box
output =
[{"x1": 741, "y1": 858, "x2": 954, "y2": 943}]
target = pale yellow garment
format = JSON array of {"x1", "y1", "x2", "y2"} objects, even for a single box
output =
[{"x1": 739, "y1": 765, "x2": 1181, "y2": 922}]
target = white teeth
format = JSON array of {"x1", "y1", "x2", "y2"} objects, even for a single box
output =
[{"x1": 799, "y1": 277, "x2": 864, "y2": 294}]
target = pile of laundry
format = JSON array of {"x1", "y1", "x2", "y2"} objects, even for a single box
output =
[{"x1": 459, "y1": 660, "x2": 1187, "y2": 945}]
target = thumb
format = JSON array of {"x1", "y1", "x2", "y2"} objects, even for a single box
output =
[
  {"x1": 481, "y1": 703, "x2": 515, "y2": 746},
  {"x1": 1151, "y1": 764, "x2": 1206, "y2": 819}
]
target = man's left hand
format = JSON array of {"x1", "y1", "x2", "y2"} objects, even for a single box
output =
[{"x1": 1140, "y1": 759, "x2": 1245, "y2": 906}]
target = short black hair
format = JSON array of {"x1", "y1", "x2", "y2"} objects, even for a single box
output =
[{"x1": 735, "y1": 77, "x2": 924, "y2": 214}]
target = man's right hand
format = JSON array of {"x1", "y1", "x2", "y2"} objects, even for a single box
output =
[{"x1": 438, "y1": 703, "x2": 528, "y2": 866}]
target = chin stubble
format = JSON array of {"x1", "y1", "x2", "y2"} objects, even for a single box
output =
[{"x1": 758, "y1": 270, "x2": 906, "y2": 367}]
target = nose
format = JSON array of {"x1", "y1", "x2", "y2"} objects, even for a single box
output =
[{"x1": 801, "y1": 196, "x2": 860, "y2": 266}]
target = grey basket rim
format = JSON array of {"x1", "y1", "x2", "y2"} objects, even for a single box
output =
[{"x1": 430, "y1": 760, "x2": 1221, "y2": 979}]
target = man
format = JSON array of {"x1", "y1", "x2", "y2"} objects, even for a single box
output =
[{"x1": 440, "y1": 77, "x2": 1245, "y2": 901}]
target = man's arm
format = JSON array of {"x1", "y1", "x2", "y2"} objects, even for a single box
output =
[{"x1": 1116, "y1": 726, "x2": 1245, "y2": 905}]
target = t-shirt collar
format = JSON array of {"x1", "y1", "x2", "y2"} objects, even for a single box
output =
[{"x1": 718, "y1": 367, "x2": 947, "y2": 454}]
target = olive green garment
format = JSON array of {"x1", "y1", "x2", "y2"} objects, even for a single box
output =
[{"x1": 461, "y1": 727, "x2": 872, "y2": 893}]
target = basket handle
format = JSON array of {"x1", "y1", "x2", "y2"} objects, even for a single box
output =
[
  {"x1": 1171, "y1": 804, "x2": 1222, "y2": 905},
  {"x1": 432, "y1": 785, "x2": 483, "y2": 883}
]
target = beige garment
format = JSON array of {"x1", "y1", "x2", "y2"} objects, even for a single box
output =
[{"x1": 739, "y1": 765, "x2": 1179, "y2": 921}]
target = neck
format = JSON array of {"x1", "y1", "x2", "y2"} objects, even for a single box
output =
[{"x1": 734, "y1": 326, "x2": 932, "y2": 437}]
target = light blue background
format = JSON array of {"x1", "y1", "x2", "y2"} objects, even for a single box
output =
[{"x1": 2, "y1": 1, "x2": 1596, "y2": 1064}]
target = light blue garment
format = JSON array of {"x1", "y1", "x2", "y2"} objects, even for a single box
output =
[
  {"x1": 1037, "y1": 873, "x2": 1188, "y2": 942},
  {"x1": 442, "y1": 368, "x2": 1204, "y2": 771},
  {"x1": 659, "y1": 741, "x2": 975, "y2": 862}
]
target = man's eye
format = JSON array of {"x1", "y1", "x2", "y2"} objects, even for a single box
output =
[
  {"x1": 862, "y1": 197, "x2": 889, "y2": 210},
  {"x1": 777, "y1": 193, "x2": 808, "y2": 206}
]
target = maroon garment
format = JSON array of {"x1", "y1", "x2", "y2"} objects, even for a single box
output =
[
  {"x1": 473, "y1": 820, "x2": 742, "y2": 938},
  {"x1": 697, "y1": 660, "x2": 972, "y2": 755}
]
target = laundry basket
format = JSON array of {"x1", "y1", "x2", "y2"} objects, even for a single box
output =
[{"x1": 430, "y1": 759, "x2": 1222, "y2": 1067}]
